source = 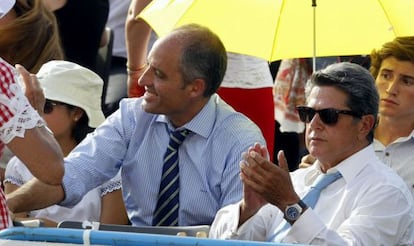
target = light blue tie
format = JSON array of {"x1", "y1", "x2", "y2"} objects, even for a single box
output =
[
  {"x1": 302, "y1": 171, "x2": 343, "y2": 209},
  {"x1": 270, "y1": 171, "x2": 343, "y2": 242},
  {"x1": 152, "y1": 129, "x2": 190, "y2": 226}
]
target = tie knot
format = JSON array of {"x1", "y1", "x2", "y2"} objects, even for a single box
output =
[
  {"x1": 312, "y1": 171, "x2": 342, "y2": 191},
  {"x1": 169, "y1": 129, "x2": 191, "y2": 147}
]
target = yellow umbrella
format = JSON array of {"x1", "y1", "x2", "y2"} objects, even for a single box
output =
[{"x1": 139, "y1": 0, "x2": 414, "y2": 65}]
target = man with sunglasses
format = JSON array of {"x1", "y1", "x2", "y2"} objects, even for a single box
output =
[
  {"x1": 300, "y1": 37, "x2": 414, "y2": 198},
  {"x1": 209, "y1": 62, "x2": 414, "y2": 244}
]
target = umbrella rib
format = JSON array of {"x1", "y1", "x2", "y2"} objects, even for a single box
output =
[
  {"x1": 376, "y1": 0, "x2": 396, "y2": 35},
  {"x1": 270, "y1": 0, "x2": 287, "y2": 61}
]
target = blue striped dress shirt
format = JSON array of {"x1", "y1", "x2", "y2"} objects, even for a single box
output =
[{"x1": 60, "y1": 94, "x2": 266, "y2": 226}]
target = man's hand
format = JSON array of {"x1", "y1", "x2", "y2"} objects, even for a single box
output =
[
  {"x1": 241, "y1": 143, "x2": 301, "y2": 214},
  {"x1": 239, "y1": 143, "x2": 268, "y2": 225}
]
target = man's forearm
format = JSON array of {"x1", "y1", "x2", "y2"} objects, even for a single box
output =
[{"x1": 6, "y1": 178, "x2": 65, "y2": 213}]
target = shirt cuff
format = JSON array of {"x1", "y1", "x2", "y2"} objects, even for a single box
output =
[{"x1": 284, "y1": 208, "x2": 325, "y2": 243}]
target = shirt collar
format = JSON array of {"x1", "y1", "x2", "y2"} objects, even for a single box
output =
[
  {"x1": 373, "y1": 129, "x2": 414, "y2": 150},
  {"x1": 305, "y1": 144, "x2": 376, "y2": 186},
  {"x1": 155, "y1": 94, "x2": 219, "y2": 138}
]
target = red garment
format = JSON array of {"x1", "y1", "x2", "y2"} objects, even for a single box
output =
[
  {"x1": 0, "y1": 59, "x2": 19, "y2": 229},
  {"x1": 129, "y1": 83, "x2": 145, "y2": 98},
  {"x1": 0, "y1": 189, "x2": 9, "y2": 229},
  {"x1": 0, "y1": 61, "x2": 16, "y2": 129},
  {"x1": 218, "y1": 87, "x2": 275, "y2": 161}
]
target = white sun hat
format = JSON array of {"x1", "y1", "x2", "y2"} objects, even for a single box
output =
[
  {"x1": 0, "y1": 0, "x2": 15, "y2": 19},
  {"x1": 37, "y1": 60, "x2": 106, "y2": 128}
]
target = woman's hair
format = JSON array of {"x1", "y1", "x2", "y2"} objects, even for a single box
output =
[
  {"x1": 370, "y1": 37, "x2": 414, "y2": 79},
  {"x1": 0, "y1": 0, "x2": 64, "y2": 73},
  {"x1": 63, "y1": 104, "x2": 94, "y2": 144}
]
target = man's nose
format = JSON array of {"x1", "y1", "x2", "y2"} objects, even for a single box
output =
[
  {"x1": 385, "y1": 80, "x2": 399, "y2": 96},
  {"x1": 138, "y1": 67, "x2": 151, "y2": 86}
]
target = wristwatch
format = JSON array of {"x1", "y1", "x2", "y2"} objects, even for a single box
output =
[{"x1": 284, "y1": 200, "x2": 308, "y2": 223}]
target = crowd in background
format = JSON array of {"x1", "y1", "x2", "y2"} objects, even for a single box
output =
[{"x1": 1, "y1": 0, "x2": 414, "y2": 245}]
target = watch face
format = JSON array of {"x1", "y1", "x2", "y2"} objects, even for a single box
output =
[{"x1": 286, "y1": 206, "x2": 300, "y2": 220}]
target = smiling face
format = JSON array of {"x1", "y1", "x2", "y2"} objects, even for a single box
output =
[
  {"x1": 138, "y1": 35, "x2": 206, "y2": 127},
  {"x1": 305, "y1": 86, "x2": 371, "y2": 170},
  {"x1": 375, "y1": 57, "x2": 414, "y2": 122}
]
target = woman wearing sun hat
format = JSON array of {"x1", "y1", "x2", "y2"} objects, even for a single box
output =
[{"x1": 4, "y1": 60, "x2": 129, "y2": 227}]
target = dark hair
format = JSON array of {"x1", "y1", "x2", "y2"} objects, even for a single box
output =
[
  {"x1": 0, "y1": 0, "x2": 64, "y2": 73},
  {"x1": 306, "y1": 62, "x2": 379, "y2": 142},
  {"x1": 171, "y1": 24, "x2": 227, "y2": 97},
  {"x1": 370, "y1": 37, "x2": 414, "y2": 79},
  {"x1": 64, "y1": 104, "x2": 94, "y2": 144}
]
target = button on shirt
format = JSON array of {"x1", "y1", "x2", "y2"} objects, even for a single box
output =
[
  {"x1": 374, "y1": 130, "x2": 414, "y2": 197},
  {"x1": 209, "y1": 145, "x2": 414, "y2": 245},
  {"x1": 60, "y1": 94, "x2": 265, "y2": 226}
]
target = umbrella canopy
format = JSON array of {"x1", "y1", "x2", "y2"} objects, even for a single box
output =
[{"x1": 139, "y1": 0, "x2": 414, "y2": 62}]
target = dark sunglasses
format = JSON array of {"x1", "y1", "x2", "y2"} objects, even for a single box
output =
[
  {"x1": 44, "y1": 100, "x2": 65, "y2": 114},
  {"x1": 296, "y1": 106, "x2": 362, "y2": 125}
]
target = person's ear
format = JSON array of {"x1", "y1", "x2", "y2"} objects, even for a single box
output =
[
  {"x1": 187, "y1": 78, "x2": 206, "y2": 97},
  {"x1": 358, "y1": 114, "x2": 375, "y2": 140},
  {"x1": 72, "y1": 108, "x2": 84, "y2": 122}
]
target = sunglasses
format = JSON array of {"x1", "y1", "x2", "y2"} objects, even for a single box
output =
[
  {"x1": 44, "y1": 100, "x2": 65, "y2": 114},
  {"x1": 296, "y1": 106, "x2": 361, "y2": 125}
]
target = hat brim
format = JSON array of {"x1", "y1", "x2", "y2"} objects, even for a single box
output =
[
  {"x1": 85, "y1": 108, "x2": 106, "y2": 128},
  {"x1": 0, "y1": 0, "x2": 15, "y2": 19}
]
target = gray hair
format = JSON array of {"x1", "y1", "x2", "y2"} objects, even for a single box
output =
[
  {"x1": 305, "y1": 62, "x2": 379, "y2": 142},
  {"x1": 169, "y1": 24, "x2": 227, "y2": 97}
]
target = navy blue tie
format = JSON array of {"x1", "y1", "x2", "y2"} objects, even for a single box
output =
[
  {"x1": 270, "y1": 171, "x2": 343, "y2": 242},
  {"x1": 152, "y1": 129, "x2": 190, "y2": 226}
]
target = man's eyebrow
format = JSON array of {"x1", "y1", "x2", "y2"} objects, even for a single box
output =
[
  {"x1": 379, "y1": 68, "x2": 392, "y2": 73},
  {"x1": 401, "y1": 74, "x2": 414, "y2": 81}
]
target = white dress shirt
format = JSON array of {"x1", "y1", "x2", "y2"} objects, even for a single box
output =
[{"x1": 209, "y1": 145, "x2": 414, "y2": 245}]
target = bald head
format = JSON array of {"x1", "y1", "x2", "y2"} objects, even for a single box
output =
[{"x1": 155, "y1": 24, "x2": 227, "y2": 97}]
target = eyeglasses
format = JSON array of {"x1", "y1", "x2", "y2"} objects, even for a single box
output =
[
  {"x1": 44, "y1": 100, "x2": 64, "y2": 114},
  {"x1": 296, "y1": 106, "x2": 361, "y2": 125}
]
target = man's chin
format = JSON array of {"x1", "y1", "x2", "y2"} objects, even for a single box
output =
[
  {"x1": 141, "y1": 101, "x2": 152, "y2": 112},
  {"x1": 141, "y1": 101, "x2": 160, "y2": 114}
]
